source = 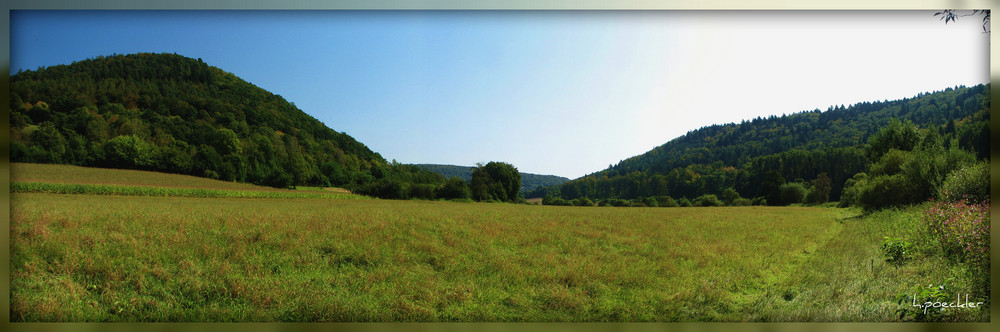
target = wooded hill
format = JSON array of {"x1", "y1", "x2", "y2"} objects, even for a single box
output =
[
  {"x1": 9, "y1": 53, "x2": 448, "y2": 196},
  {"x1": 9, "y1": 53, "x2": 989, "y2": 205},
  {"x1": 530, "y1": 84, "x2": 990, "y2": 204}
]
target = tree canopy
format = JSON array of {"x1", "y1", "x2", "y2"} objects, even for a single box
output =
[
  {"x1": 470, "y1": 162, "x2": 522, "y2": 203},
  {"x1": 533, "y1": 84, "x2": 989, "y2": 208},
  {"x1": 8, "y1": 53, "x2": 451, "y2": 199}
]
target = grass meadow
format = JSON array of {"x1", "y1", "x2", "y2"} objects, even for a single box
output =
[
  {"x1": 8, "y1": 163, "x2": 987, "y2": 321},
  {"x1": 10, "y1": 162, "x2": 340, "y2": 193}
]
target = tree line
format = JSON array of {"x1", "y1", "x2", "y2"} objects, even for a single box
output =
[{"x1": 533, "y1": 84, "x2": 989, "y2": 208}]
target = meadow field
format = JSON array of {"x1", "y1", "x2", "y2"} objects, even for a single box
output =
[
  {"x1": 8, "y1": 163, "x2": 987, "y2": 321},
  {"x1": 10, "y1": 163, "x2": 356, "y2": 194}
]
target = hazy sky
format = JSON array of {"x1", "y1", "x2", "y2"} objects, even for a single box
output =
[{"x1": 10, "y1": 11, "x2": 989, "y2": 178}]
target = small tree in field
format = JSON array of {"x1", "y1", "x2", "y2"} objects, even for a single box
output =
[{"x1": 470, "y1": 161, "x2": 521, "y2": 203}]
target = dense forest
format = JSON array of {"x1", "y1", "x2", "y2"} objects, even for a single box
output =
[
  {"x1": 530, "y1": 84, "x2": 990, "y2": 207},
  {"x1": 8, "y1": 53, "x2": 485, "y2": 200},
  {"x1": 414, "y1": 164, "x2": 569, "y2": 194}
]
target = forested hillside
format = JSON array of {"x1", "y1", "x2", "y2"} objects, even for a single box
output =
[
  {"x1": 8, "y1": 53, "x2": 447, "y2": 196},
  {"x1": 533, "y1": 84, "x2": 989, "y2": 205},
  {"x1": 414, "y1": 164, "x2": 570, "y2": 193},
  {"x1": 8, "y1": 53, "x2": 988, "y2": 205}
]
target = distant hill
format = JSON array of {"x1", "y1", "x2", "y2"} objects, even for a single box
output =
[
  {"x1": 535, "y1": 84, "x2": 989, "y2": 202},
  {"x1": 8, "y1": 53, "x2": 443, "y2": 193},
  {"x1": 414, "y1": 164, "x2": 570, "y2": 193}
]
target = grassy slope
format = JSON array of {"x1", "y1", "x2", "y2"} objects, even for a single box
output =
[{"x1": 10, "y1": 162, "x2": 354, "y2": 195}]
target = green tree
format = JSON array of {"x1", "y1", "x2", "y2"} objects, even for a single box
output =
[
  {"x1": 806, "y1": 172, "x2": 831, "y2": 204},
  {"x1": 778, "y1": 183, "x2": 807, "y2": 205},
  {"x1": 760, "y1": 171, "x2": 785, "y2": 206},
  {"x1": 719, "y1": 187, "x2": 741, "y2": 205},
  {"x1": 855, "y1": 174, "x2": 920, "y2": 211},
  {"x1": 470, "y1": 161, "x2": 521, "y2": 202},
  {"x1": 436, "y1": 177, "x2": 471, "y2": 200},
  {"x1": 30, "y1": 122, "x2": 68, "y2": 163},
  {"x1": 214, "y1": 128, "x2": 242, "y2": 155},
  {"x1": 867, "y1": 119, "x2": 920, "y2": 161},
  {"x1": 838, "y1": 173, "x2": 866, "y2": 208},
  {"x1": 104, "y1": 135, "x2": 155, "y2": 169}
]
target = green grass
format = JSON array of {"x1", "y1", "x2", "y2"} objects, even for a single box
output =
[
  {"x1": 10, "y1": 162, "x2": 351, "y2": 193},
  {"x1": 8, "y1": 163, "x2": 988, "y2": 322},
  {"x1": 751, "y1": 205, "x2": 988, "y2": 321},
  {"x1": 11, "y1": 182, "x2": 365, "y2": 200},
  {"x1": 13, "y1": 194, "x2": 848, "y2": 321}
]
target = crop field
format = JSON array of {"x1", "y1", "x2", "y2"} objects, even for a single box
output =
[{"x1": 8, "y1": 164, "x2": 985, "y2": 322}]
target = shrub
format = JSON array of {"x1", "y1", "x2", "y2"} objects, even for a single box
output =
[
  {"x1": 693, "y1": 194, "x2": 722, "y2": 207},
  {"x1": 357, "y1": 179, "x2": 408, "y2": 200},
  {"x1": 894, "y1": 278, "x2": 959, "y2": 322},
  {"x1": 731, "y1": 198, "x2": 752, "y2": 206},
  {"x1": 838, "y1": 173, "x2": 867, "y2": 208},
  {"x1": 719, "y1": 187, "x2": 741, "y2": 205},
  {"x1": 855, "y1": 174, "x2": 922, "y2": 212},
  {"x1": 542, "y1": 195, "x2": 572, "y2": 206},
  {"x1": 602, "y1": 198, "x2": 629, "y2": 207},
  {"x1": 778, "y1": 183, "x2": 807, "y2": 205},
  {"x1": 677, "y1": 197, "x2": 692, "y2": 207},
  {"x1": 881, "y1": 236, "x2": 912, "y2": 264},
  {"x1": 407, "y1": 183, "x2": 436, "y2": 200},
  {"x1": 655, "y1": 195, "x2": 679, "y2": 207},
  {"x1": 436, "y1": 177, "x2": 470, "y2": 200},
  {"x1": 571, "y1": 197, "x2": 595, "y2": 207},
  {"x1": 938, "y1": 162, "x2": 989, "y2": 204},
  {"x1": 923, "y1": 200, "x2": 990, "y2": 298},
  {"x1": 870, "y1": 149, "x2": 910, "y2": 176},
  {"x1": 203, "y1": 169, "x2": 220, "y2": 180}
]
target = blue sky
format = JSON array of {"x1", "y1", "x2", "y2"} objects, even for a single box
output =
[{"x1": 10, "y1": 10, "x2": 990, "y2": 178}]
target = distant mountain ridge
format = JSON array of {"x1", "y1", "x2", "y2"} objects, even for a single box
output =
[{"x1": 414, "y1": 164, "x2": 570, "y2": 193}]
